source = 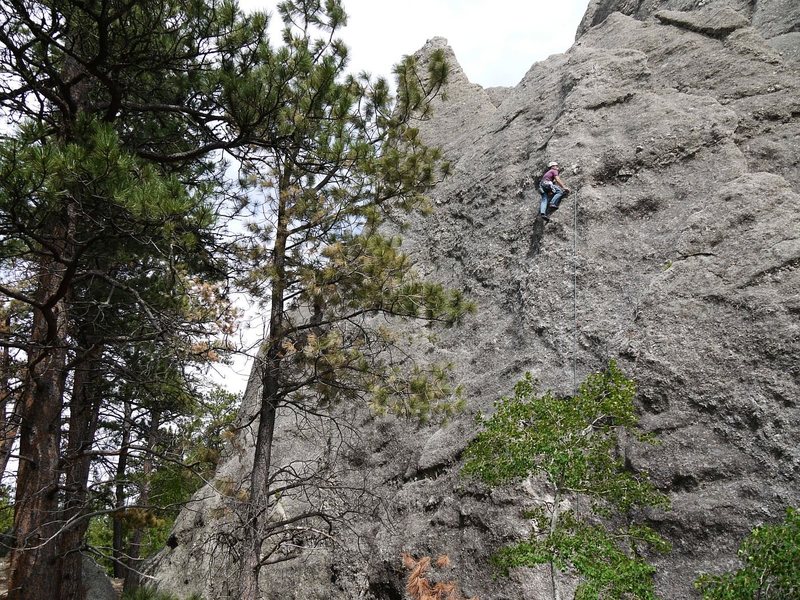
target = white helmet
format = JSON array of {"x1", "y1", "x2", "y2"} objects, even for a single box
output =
[{"x1": 548, "y1": 161, "x2": 559, "y2": 168}]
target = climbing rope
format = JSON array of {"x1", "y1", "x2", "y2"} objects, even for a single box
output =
[
  {"x1": 571, "y1": 190, "x2": 579, "y2": 525},
  {"x1": 572, "y1": 191, "x2": 578, "y2": 396}
]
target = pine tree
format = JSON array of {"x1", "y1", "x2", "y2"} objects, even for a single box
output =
[
  {"x1": 0, "y1": 301, "x2": 25, "y2": 481},
  {"x1": 0, "y1": 1, "x2": 275, "y2": 597},
  {"x1": 0, "y1": 1, "x2": 470, "y2": 597},
  {"x1": 229, "y1": 3, "x2": 470, "y2": 597}
]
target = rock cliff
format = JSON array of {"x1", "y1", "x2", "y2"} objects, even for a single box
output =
[{"x1": 151, "y1": 1, "x2": 799, "y2": 598}]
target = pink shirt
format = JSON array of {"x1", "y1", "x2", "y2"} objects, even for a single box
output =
[{"x1": 541, "y1": 168, "x2": 559, "y2": 183}]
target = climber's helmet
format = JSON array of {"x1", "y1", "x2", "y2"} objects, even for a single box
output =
[{"x1": 548, "y1": 161, "x2": 559, "y2": 169}]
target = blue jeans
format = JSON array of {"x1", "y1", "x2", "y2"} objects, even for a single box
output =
[{"x1": 539, "y1": 185, "x2": 564, "y2": 215}]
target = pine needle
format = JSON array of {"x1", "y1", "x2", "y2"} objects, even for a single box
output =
[{"x1": 401, "y1": 553, "x2": 478, "y2": 600}]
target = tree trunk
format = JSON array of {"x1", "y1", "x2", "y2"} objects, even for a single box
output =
[
  {"x1": 0, "y1": 314, "x2": 20, "y2": 481},
  {"x1": 113, "y1": 400, "x2": 133, "y2": 578},
  {"x1": 8, "y1": 51, "x2": 93, "y2": 598},
  {"x1": 8, "y1": 221, "x2": 73, "y2": 600},
  {"x1": 240, "y1": 385, "x2": 279, "y2": 600},
  {"x1": 8, "y1": 360, "x2": 65, "y2": 600},
  {"x1": 57, "y1": 345, "x2": 103, "y2": 600},
  {"x1": 239, "y1": 180, "x2": 290, "y2": 600},
  {"x1": 123, "y1": 408, "x2": 160, "y2": 591}
]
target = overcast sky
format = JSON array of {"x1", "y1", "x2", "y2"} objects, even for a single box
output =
[{"x1": 241, "y1": 0, "x2": 591, "y2": 88}]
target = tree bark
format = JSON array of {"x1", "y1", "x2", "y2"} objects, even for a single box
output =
[
  {"x1": 239, "y1": 181, "x2": 290, "y2": 600},
  {"x1": 240, "y1": 384, "x2": 279, "y2": 600},
  {"x1": 113, "y1": 400, "x2": 133, "y2": 578},
  {"x1": 123, "y1": 408, "x2": 160, "y2": 591},
  {"x1": 8, "y1": 211, "x2": 74, "y2": 600},
  {"x1": 57, "y1": 345, "x2": 103, "y2": 600}
]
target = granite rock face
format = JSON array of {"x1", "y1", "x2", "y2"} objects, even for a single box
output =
[
  {"x1": 83, "y1": 556, "x2": 117, "y2": 600},
  {"x1": 151, "y1": 4, "x2": 799, "y2": 599},
  {"x1": 577, "y1": 0, "x2": 800, "y2": 41}
]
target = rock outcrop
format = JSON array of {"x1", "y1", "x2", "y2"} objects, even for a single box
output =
[
  {"x1": 151, "y1": 2, "x2": 799, "y2": 598},
  {"x1": 83, "y1": 556, "x2": 117, "y2": 600}
]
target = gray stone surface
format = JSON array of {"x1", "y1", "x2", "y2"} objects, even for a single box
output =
[
  {"x1": 577, "y1": 0, "x2": 800, "y2": 40},
  {"x1": 769, "y1": 32, "x2": 800, "y2": 63},
  {"x1": 83, "y1": 556, "x2": 117, "y2": 600},
  {"x1": 151, "y1": 3, "x2": 800, "y2": 599},
  {"x1": 753, "y1": 0, "x2": 800, "y2": 39},
  {"x1": 655, "y1": 7, "x2": 749, "y2": 38}
]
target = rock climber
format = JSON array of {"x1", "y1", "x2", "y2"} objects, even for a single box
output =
[{"x1": 538, "y1": 161, "x2": 571, "y2": 221}]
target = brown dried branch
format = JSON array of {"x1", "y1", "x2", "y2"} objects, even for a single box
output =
[{"x1": 401, "y1": 553, "x2": 478, "y2": 600}]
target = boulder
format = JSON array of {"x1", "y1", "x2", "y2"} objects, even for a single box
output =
[{"x1": 83, "y1": 556, "x2": 117, "y2": 600}]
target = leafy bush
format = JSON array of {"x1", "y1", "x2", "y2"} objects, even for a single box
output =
[
  {"x1": 122, "y1": 586, "x2": 203, "y2": 600},
  {"x1": 463, "y1": 362, "x2": 670, "y2": 599},
  {"x1": 695, "y1": 507, "x2": 800, "y2": 599}
]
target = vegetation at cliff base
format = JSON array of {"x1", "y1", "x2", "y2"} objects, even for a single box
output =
[
  {"x1": 121, "y1": 588, "x2": 202, "y2": 600},
  {"x1": 463, "y1": 362, "x2": 670, "y2": 600}
]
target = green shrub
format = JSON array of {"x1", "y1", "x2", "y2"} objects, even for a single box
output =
[
  {"x1": 695, "y1": 507, "x2": 800, "y2": 599},
  {"x1": 121, "y1": 587, "x2": 203, "y2": 600},
  {"x1": 463, "y1": 362, "x2": 670, "y2": 599}
]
